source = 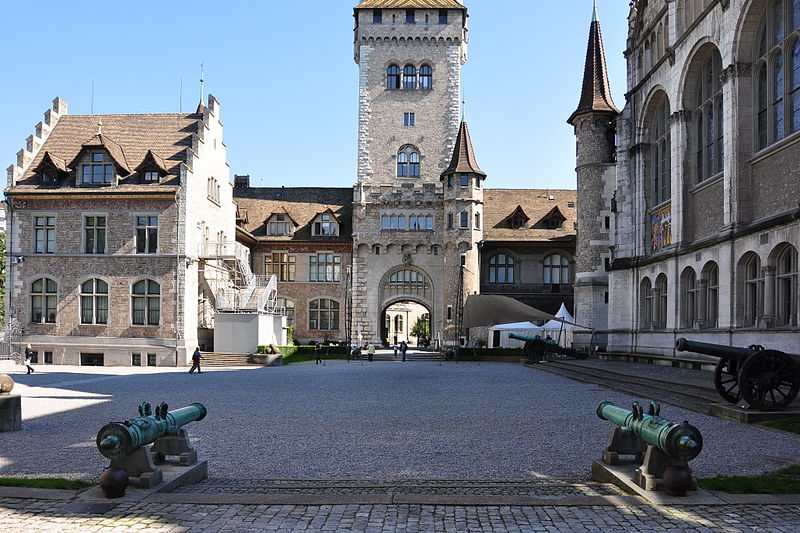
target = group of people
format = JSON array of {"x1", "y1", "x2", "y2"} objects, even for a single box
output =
[{"x1": 347, "y1": 341, "x2": 410, "y2": 362}]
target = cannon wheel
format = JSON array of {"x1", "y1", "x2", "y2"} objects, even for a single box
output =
[
  {"x1": 713, "y1": 359, "x2": 740, "y2": 404},
  {"x1": 738, "y1": 350, "x2": 800, "y2": 410}
]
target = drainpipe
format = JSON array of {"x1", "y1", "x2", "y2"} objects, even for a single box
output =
[{"x1": 174, "y1": 192, "x2": 181, "y2": 367}]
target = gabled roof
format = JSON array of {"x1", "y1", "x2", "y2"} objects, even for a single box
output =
[
  {"x1": 484, "y1": 189, "x2": 577, "y2": 242},
  {"x1": 509, "y1": 205, "x2": 530, "y2": 224},
  {"x1": 267, "y1": 207, "x2": 299, "y2": 227},
  {"x1": 32, "y1": 151, "x2": 67, "y2": 174},
  {"x1": 567, "y1": 5, "x2": 619, "y2": 124},
  {"x1": 134, "y1": 150, "x2": 169, "y2": 174},
  {"x1": 356, "y1": 0, "x2": 464, "y2": 8},
  {"x1": 441, "y1": 121, "x2": 486, "y2": 178},
  {"x1": 314, "y1": 208, "x2": 341, "y2": 222},
  {"x1": 538, "y1": 206, "x2": 567, "y2": 226},
  {"x1": 68, "y1": 132, "x2": 132, "y2": 174}
]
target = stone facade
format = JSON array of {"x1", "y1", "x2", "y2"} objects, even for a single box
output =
[{"x1": 573, "y1": 0, "x2": 800, "y2": 354}]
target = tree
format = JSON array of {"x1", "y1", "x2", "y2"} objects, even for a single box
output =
[{"x1": 410, "y1": 314, "x2": 430, "y2": 342}]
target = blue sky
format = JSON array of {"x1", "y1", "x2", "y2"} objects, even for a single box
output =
[{"x1": 0, "y1": 1, "x2": 630, "y2": 190}]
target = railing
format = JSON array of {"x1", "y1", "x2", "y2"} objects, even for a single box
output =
[{"x1": 197, "y1": 241, "x2": 238, "y2": 259}]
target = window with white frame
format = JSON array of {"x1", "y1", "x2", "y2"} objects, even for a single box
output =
[
  {"x1": 309, "y1": 254, "x2": 341, "y2": 282},
  {"x1": 488, "y1": 254, "x2": 514, "y2": 284},
  {"x1": 544, "y1": 254, "x2": 570, "y2": 284},
  {"x1": 143, "y1": 171, "x2": 159, "y2": 182},
  {"x1": 313, "y1": 213, "x2": 338, "y2": 236},
  {"x1": 131, "y1": 279, "x2": 160, "y2": 326},
  {"x1": 309, "y1": 299, "x2": 340, "y2": 330},
  {"x1": 82, "y1": 152, "x2": 114, "y2": 184},
  {"x1": 704, "y1": 262, "x2": 719, "y2": 328},
  {"x1": 741, "y1": 253, "x2": 764, "y2": 326},
  {"x1": 207, "y1": 177, "x2": 220, "y2": 203},
  {"x1": 397, "y1": 146, "x2": 420, "y2": 178},
  {"x1": 84, "y1": 216, "x2": 106, "y2": 254},
  {"x1": 34, "y1": 216, "x2": 56, "y2": 253},
  {"x1": 135, "y1": 216, "x2": 158, "y2": 254},
  {"x1": 681, "y1": 268, "x2": 698, "y2": 328},
  {"x1": 31, "y1": 278, "x2": 57, "y2": 324},
  {"x1": 81, "y1": 278, "x2": 109, "y2": 324},
  {"x1": 404, "y1": 112, "x2": 415, "y2": 127},
  {"x1": 277, "y1": 297, "x2": 295, "y2": 327},
  {"x1": 268, "y1": 214, "x2": 293, "y2": 236},
  {"x1": 776, "y1": 244, "x2": 798, "y2": 326}
]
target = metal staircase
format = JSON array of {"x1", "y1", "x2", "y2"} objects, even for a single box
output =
[{"x1": 197, "y1": 241, "x2": 277, "y2": 314}]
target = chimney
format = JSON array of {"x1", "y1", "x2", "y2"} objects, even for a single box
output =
[{"x1": 234, "y1": 174, "x2": 250, "y2": 188}]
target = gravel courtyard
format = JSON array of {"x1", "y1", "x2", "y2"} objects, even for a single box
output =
[{"x1": 2, "y1": 359, "x2": 800, "y2": 482}]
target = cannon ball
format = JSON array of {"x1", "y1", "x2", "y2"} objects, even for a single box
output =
[
  {"x1": 0, "y1": 374, "x2": 14, "y2": 393},
  {"x1": 99, "y1": 467, "x2": 129, "y2": 498}
]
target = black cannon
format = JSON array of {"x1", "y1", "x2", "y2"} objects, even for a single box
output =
[
  {"x1": 676, "y1": 338, "x2": 800, "y2": 410},
  {"x1": 508, "y1": 333, "x2": 588, "y2": 361}
]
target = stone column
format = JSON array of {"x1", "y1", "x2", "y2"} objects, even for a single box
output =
[
  {"x1": 762, "y1": 265, "x2": 776, "y2": 327},
  {"x1": 720, "y1": 63, "x2": 751, "y2": 227},
  {"x1": 670, "y1": 111, "x2": 692, "y2": 245},
  {"x1": 696, "y1": 278, "x2": 708, "y2": 329}
]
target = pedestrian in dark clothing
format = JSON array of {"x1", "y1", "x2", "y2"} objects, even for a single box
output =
[
  {"x1": 400, "y1": 341, "x2": 408, "y2": 362},
  {"x1": 315, "y1": 341, "x2": 322, "y2": 365},
  {"x1": 24, "y1": 344, "x2": 35, "y2": 374},
  {"x1": 189, "y1": 347, "x2": 204, "y2": 373},
  {"x1": 393, "y1": 344, "x2": 398, "y2": 357}
]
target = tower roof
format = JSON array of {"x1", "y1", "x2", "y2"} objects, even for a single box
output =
[
  {"x1": 355, "y1": 0, "x2": 464, "y2": 9},
  {"x1": 442, "y1": 121, "x2": 486, "y2": 178},
  {"x1": 567, "y1": 3, "x2": 619, "y2": 125}
]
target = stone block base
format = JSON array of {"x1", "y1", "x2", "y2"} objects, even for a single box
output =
[{"x1": 0, "y1": 394, "x2": 22, "y2": 432}]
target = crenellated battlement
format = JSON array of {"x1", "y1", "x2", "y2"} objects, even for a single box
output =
[
  {"x1": 363, "y1": 182, "x2": 442, "y2": 205},
  {"x1": 7, "y1": 97, "x2": 67, "y2": 187}
]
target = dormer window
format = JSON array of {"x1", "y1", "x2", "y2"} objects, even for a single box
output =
[
  {"x1": 313, "y1": 213, "x2": 338, "y2": 236},
  {"x1": 143, "y1": 171, "x2": 159, "y2": 182},
  {"x1": 42, "y1": 172, "x2": 58, "y2": 184},
  {"x1": 82, "y1": 152, "x2": 114, "y2": 184},
  {"x1": 509, "y1": 205, "x2": 530, "y2": 229},
  {"x1": 268, "y1": 213, "x2": 293, "y2": 236}
]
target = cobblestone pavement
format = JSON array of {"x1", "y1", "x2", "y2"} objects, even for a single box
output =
[{"x1": 3, "y1": 497, "x2": 800, "y2": 532}]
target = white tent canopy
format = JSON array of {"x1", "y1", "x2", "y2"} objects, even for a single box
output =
[
  {"x1": 488, "y1": 321, "x2": 543, "y2": 349},
  {"x1": 541, "y1": 303, "x2": 576, "y2": 347}
]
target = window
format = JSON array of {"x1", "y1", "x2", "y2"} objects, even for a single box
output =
[
  {"x1": 475, "y1": 213, "x2": 481, "y2": 229},
  {"x1": 407, "y1": 215, "x2": 434, "y2": 231},
  {"x1": 406, "y1": 9, "x2": 415, "y2": 23},
  {"x1": 373, "y1": 9, "x2": 382, "y2": 23},
  {"x1": 544, "y1": 254, "x2": 570, "y2": 284},
  {"x1": 385, "y1": 269, "x2": 431, "y2": 300},
  {"x1": 147, "y1": 353, "x2": 157, "y2": 366},
  {"x1": 34, "y1": 216, "x2": 55, "y2": 253},
  {"x1": 309, "y1": 254, "x2": 341, "y2": 282},
  {"x1": 84, "y1": 216, "x2": 106, "y2": 254},
  {"x1": 776, "y1": 244, "x2": 798, "y2": 325},
  {"x1": 132, "y1": 279, "x2": 160, "y2": 326},
  {"x1": 459, "y1": 211, "x2": 468, "y2": 228},
  {"x1": 31, "y1": 278, "x2": 57, "y2": 323},
  {"x1": 373, "y1": 245, "x2": 381, "y2": 255},
  {"x1": 132, "y1": 353, "x2": 142, "y2": 366},
  {"x1": 44, "y1": 351, "x2": 52, "y2": 364},
  {"x1": 431, "y1": 245, "x2": 439, "y2": 255},
  {"x1": 313, "y1": 214, "x2": 337, "y2": 236},
  {"x1": 403, "y1": 65, "x2": 417, "y2": 89},
  {"x1": 650, "y1": 95, "x2": 671, "y2": 204},
  {"x1": 143, "y1": 171, "x2": 159, "y2": 182},
  {"x1": 439, "y1": 9, "x2": 448, "y2": 24},
  {"x1": 42, "y1": 172, "x2": 58, "y2": 184},
  {"x1": 29, "y1": 351, "x2": 38, "y2": 364},
  {"x1": 266, "y1": 252, "x2": 296, "y2": 282},
  {"x1": 447, "y1": 176, "x2": 453, "y2": 188},
  {"x1": 381, "y1": 214, "x2": 406, "y2": 230},
  {"x1": 404, "y1": 112, "x2": 415, "y2": 127},
  {"x1": 135, "y1": 216, "x2": 158, "y2": 254},
  {"x1": 641, "y1": 278, "x2": 654, "y2": 328},
  {"x1": 420, "y1": 65, "x2": 433, "y2": 89},
  {"x1": 754, "y1": 1, "x2": 800, "y2": 149},
  {"x1": 460, "y1": 174, "x2": 469, "y2": 187},
  {"x1": 387, "y1": 65, "x2": 401, "y2": 89},
  {"x1": 741, "y1": 253, "x2": 764, "y2": 326},
  {"x1": 692, "y1": 51, "x2": 723, "y2": 182},
  {"x1": 488, "y1": 254, "x2": 515, "y2": 284},
  {"x1": 655, "y1": 274, "x2": 668, "y2": 329},
  {"x1": 704, "y1": 262, "x2": 719, "y2": 328},
  {"x1": 207, "y1": 177, "x2": 220, "y2": 203},
  {"x1": 447, "y1": 213, "x2": 453, "y2": 229},
  {"x1": 82, "y1": 152, "x2": 114, "y2": 184},
  {"x1": 397, "y1": 146, "x2": 420, "y2": 177},
  {"x1": 277, "y1": 298, "x2": 295, "y2": 327},
  {"x1": 681, "y1": 268, "x2": 698, "y2": 328},
  {"x1": 80, "y1": 278, "x2": 108, "y2": 324},
  {"x1": 309, "y1": 299, "x2": 340, "y2": 330},
  {"x1": 268, "y1": 214, "x2": 292, "y2": 236}
]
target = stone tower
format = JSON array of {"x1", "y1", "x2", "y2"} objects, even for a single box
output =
[
  {"x1": 567, "y1": 3, "x2": 618, "y2": 347},
  {"x1": 350, "y1": 0, "x2": 469, "y2": 346}
]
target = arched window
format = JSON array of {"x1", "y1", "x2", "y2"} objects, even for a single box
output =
[
  {"x1": 655, "y1": 274, "x2": 668, "y2": 329},
  {"x1": 387, "y1": 65, "x2": 401, "y2": 89},
  {"x1": 649, "y1": 95, "x2": 671, "y2": 205},
  {"x1": 403, "y1": 65, "x2": 417, "y2": 89},
  {"x1": 775, "y1": 244, "x2": 798, "y2": 325},
  {"x1": 641, "y1": 278, "x2": 654, "y2": 328},
  {"x1": 754, "y1": 1, "x2": 800, "y2": 149},
  {"x1": 681, "y1": 268, "x2": 698, "y2": 328},
  {"x1": 395, "y1": 314, "x2": 403, "y2": 332},
  {"x1": 277, "y1": 297, "x2": 295, "y2": 328},
  {"x1": 81, "y1": 278, "x2": 108, "y2": 324},
  {"x1": 132, "y1": 279, "x2": 160, "y2": 326},
  {"x1": 397, "y1": 145, "x2": 420, "y2": 178},
  {"x1": 384, "y1": 269, "x2": 431, "y2": 300},
  {"x1": 739, "y1": 253, "x2": 763, "y2": 326},
  {"x1": 419, "y1": 65, "x2": 433, "y2": 89},
  {"x1": 544, "y1": 254, "x2": 570, "y2": 285},
  {"x1": 309, "y1": 299, "x2": 339, "y2": 331},
  {"x1": 703, "y1": 262, "x2": 719, "y2": 328},
  {"x1": 488, "y1": 254, "x2": 515, "y2": 284},
  {"x1": 31, "y1": 278, "x2": 57, "y2": 323},
  {"x1": 692, "y1": 50, "x2": 723, "y2": 182}
]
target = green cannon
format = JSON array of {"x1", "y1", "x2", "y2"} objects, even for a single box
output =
[
  {"x1": 596, "y1": 401, "x2": 702, "y2": 496},
  {"x1": 508, "y1": 332, "x2": 588, "y2": 361},
  {"x1": 96, "y1": 402, "x2": 208, "y2": 493}
]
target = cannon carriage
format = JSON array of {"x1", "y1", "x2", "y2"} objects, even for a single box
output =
[
  {"x1": 508, "y1": 332, "x2": 588, "y2": 361},
  {"x1": 676, "y1": 338, "x2": 800, "y2": 410}
]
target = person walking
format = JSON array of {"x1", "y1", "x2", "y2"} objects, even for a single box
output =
[
  {"x1": 24, "y1": 344, "x2": 35, "y2": 374},
  {"x1": 400, "y1": 341, "x2": 408, "y2": 362},
  {"x1": 315, "y1": 341, "x2": 322, "y2": 365},
  {"x1": 189, "y1": 347, "x2": 204, "y2": 373},
  {"x1": 367, "y1": 342, "x2": 375, "y2": 362}
]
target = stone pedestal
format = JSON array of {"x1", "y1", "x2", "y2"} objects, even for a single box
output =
[{"x1": 0, "y1": 394, "x2": 22, "y2": 432}]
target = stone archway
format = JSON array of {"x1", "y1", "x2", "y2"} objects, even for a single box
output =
[{"x1": 378, "y1": 267, "x2": 434, "y2": 347}]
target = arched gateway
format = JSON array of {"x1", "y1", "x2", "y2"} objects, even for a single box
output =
[{"x1": 378, "y1": 267, "x2": 433, "y2": 346}]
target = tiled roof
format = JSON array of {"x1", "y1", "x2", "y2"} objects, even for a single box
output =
[
  {"x1": 483, "y1": 189, "x2": 577, "y2": 242},
  {"x1": 233, "y1": 187, "x2": 353, "y2": 242},
  {"x1": 33, "y1": 152, "x2": 67, "y2": 173},
  {"x1": 442, "y1": 121, "x2": 485, "y2": 177},
  {"x1": 567, "y1": 8, "x2": 618, "y2": 124},
  {"x1": 69, "y1": 132, "x2": 132, "y2": 173},
  {"x1": 9, "y1": 113, "x2": 199, "y2": 193},
  {"x1": 356, "y1": 0, "x2": 464, "y2": 8}
]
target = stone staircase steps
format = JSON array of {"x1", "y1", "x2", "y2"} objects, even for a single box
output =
[{"x1": 199, "y1": 352, "x2": 260, "y2": 367}]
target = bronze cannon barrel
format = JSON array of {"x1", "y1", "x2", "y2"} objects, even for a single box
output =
[{"x1": 675, "y1": 338, "x2": 760, "y2": 361}]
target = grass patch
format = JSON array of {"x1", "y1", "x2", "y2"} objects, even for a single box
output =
[
  {"x1": 762, "y1": 418, "x2": 800, "y2": 435},
  {"x1": 698, "y1": 464, "x2": 800, "y2": 494},
  {"x1": 281, "y1": 353, "x2": 351, "y2": 365},
  {"x1": 0, "y1": 477, "x2": 93, "y2": 490}
]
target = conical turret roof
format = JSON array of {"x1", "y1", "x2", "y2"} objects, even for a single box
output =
[
  {"x1": 441, "y1": 121, "x2": 486, "y2": 178},
  {"x1": 567, "y1": 4, "x2": 618, "y2": 125}
]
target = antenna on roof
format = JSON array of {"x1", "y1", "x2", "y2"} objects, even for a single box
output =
[
  {"x1": 91, "y1": 80, "x2": 95, "y2": 115},
  {"x1": 199, "y1": 63, "x2": 205, "y2": 104}
]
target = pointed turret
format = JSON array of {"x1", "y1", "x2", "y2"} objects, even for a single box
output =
[
  {"x1": 441, "y1": 120, "x2": 486, "y2": 179},
  {"x1": 567, "y1": 2, "x2": 618, "y2": 125}
]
